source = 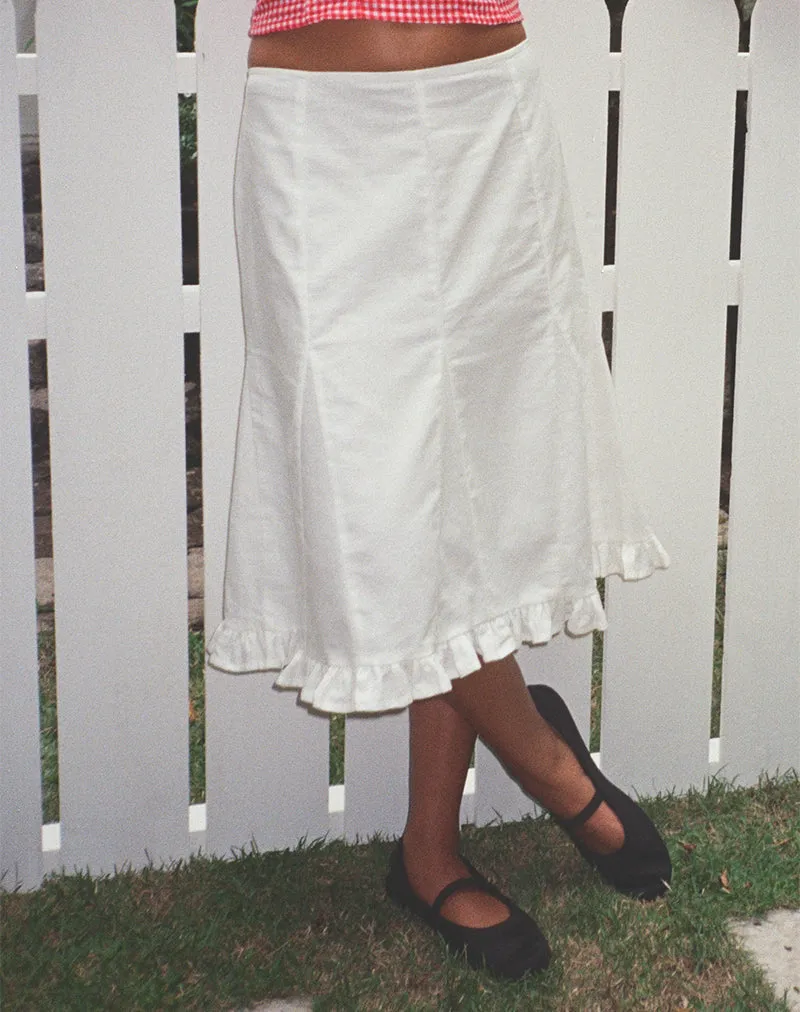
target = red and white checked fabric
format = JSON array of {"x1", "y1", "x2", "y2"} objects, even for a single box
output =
[{"x1": 249, "y1": 0, "x2": 523, "y2": 36}]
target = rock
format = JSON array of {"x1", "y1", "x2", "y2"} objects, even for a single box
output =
[
  {"x1": 187, "y1": 547, "x2": 204, "y2": 598},
  {"x1": 186, "y1": 466, "x2": 203, "y2": 511},
  {"x1": 188, "y1": 596, "x2": 204, "y2": 630},
  {"x1": 34, "y1": 515, "x2": 52, "y2": 560},
  {"x1": 187, "y1": 509, "x2": 203, "y2": 549},
  {"x1": 718, "y1": 509, "x2": 728, "y2": 550},
  {"x1": 37, "y1": 612, "x2": 55, "y2": 633},
  {"x1": 36, "y1": 556, "x2": 53, "y2": 610}
]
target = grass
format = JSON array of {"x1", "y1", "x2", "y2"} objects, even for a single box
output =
[{"x1": 3, "y1": 770, "x2": 798, "y2": 1010}]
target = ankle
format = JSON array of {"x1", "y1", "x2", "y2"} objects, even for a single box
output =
[{"x1": 401, "y1": 824, "x2": 460, "y2": 855}]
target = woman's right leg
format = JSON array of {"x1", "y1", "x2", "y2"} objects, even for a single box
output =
[{"x1": 403, "y1": 693, "x2": 513, "y2": 927}]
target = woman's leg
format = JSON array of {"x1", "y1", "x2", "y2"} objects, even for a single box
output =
[
  {"x1": 402, "y1": 693, "x2": 513, "y2": 927},
  {"x1": 402, "y1": 651, "x2": 624, "y2": 928},
  {"x1": 446, "y1": 652, "x2": 624, "y2": 853}
]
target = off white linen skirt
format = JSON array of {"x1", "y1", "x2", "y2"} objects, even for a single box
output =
[{"x1": 205, "y1": 37, "x2": 670, "y2": 714}]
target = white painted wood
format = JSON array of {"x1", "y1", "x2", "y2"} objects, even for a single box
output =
[
  {"x1": 474, "y1": 0, "x2": 609, "y2": 828},
  {"x1": 601, "y1": 0, "x2": 740, "y2": 797},
  {"x1": 719, "y1": 0, "x2": 800, "y2": 785},
  {"x1": 0, "y1": 0, "x2": 43, "y2": 892},
  {"x1": 343, "y1": 711, "x2": 408, "y2": 843},
  {"x1": 15, "y1": 51, "x2": 36, "y2": 96},
  {"x1": 523, "y1": 0, "x2": 611, "y2": 293},
  {"x1": 196, "y1": 0, "x2": 330, "y2": 856},
  {"x1": 25, "y1": 290, "x2": 46, "y2": 342},
  {"x1": 35, "y1": 0, "x2": 189, "y2": 874},
  {"x1": 176, "y1": 51, "x2": 196, "y2": 96}
]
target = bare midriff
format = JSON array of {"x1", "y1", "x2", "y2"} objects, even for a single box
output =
[{"x1": 247, "y1": 20, "x2": 527, "y2": 72}]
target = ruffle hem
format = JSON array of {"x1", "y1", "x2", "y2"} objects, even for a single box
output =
[{"x1": 205, "y1": 533, "x2": 669, "y2": 714}]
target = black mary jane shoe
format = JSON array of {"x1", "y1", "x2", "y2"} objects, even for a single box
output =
[
  {"x1": 527, "y1": 683, "x2": 672, "y2": 901},
  {"x1": 385, "y1": 837, "x2": 551, "y2": 980}
]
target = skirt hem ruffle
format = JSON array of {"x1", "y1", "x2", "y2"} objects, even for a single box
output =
[{"x1": 205, "y1": 533, "x2": 669, "y2": 714}]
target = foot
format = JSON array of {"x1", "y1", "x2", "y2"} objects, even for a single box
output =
[
  {"x1": 524, "y1": 717, "x2": 625, "y2": 856},
  {"x1": 400, "y1": 834, "x2": 512, "y2": 928}
]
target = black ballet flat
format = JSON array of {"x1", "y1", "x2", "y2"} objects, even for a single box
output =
[
  {"x1": 385, "y1": 837, "x2": 551, "y2": 980},
  {"x1": 527, "y1": 683, "x2": 672, "y2": 901}
]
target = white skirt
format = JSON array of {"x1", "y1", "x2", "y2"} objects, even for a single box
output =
[{"x1": 205, "y1": 37, "x2": 670, "y2": 714}]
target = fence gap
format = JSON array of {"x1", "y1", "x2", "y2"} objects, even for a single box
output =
[
  {"x1": 712, "y1": 70, "x2": 749, "y2": 741},
  {"x1": 591, "y1": 621, "x2": 604, "y2": 754},
  {"x1": 601, "y1": 312, "x2": 614, "y2": 372},
  {"x1": 607, "y1": 0, "x2": 624, "y2": 54},
  {"x1": 185, "y1": 331, "x2": 203, "y2": 627},
  {"x1": 37, "y1": 623, "x2": 59, "y2": 828},
  {"x1": 330, "y1": 715, "x2": 345, "y2": 786},
  {"x1": 28, "y1": 338, "x2": 59, "y2": 829},
  {"x1": 739, "y1": 6, "x2": 751, "y2": 53},
  {"x1": 180, "y1": 99, "x2": 198, "y2": 287},
  {"x1": 729, "y1": 91, "x2": 748, "y2": 263},
  {"x1": 188, "y1": 625, "x2": 206, "y2": 806},
  {"x1": 20, "y1": 129, "x2": 43, "y2": 289},
  {"x1": 604, "y1": 91, "x2": 619, "y2": 268},
  {"x1": 185, "y1": 332, "x2": 205, "y2": 804},
  {"x1": 596, "y1": 9, "x2": 615, "y2": 756},
  {"x1": 712, "y1": 304, "x2": 738, "y2": 741}
]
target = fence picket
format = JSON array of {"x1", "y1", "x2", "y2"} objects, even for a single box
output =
[
  {"x1": 475, "y1": 0, "x2": 611, "y2": 826},
  {"x1": 0, "y1": 0, "x2": 43, "y2": 892},
  {"x1": 601, "y1": 0, "x2": 740, "y2": 797},
  {"x1": 720, "y1": 0, "x2": 800, "y2": 785},
  {"x1": 196, "y1": 0, "x2": 331, "y2": 856},
  {"x1": 34, "y1": 0, "x2": 189, "y2": 874},
  {"x1": 344, "y1": 712, "x2": 408, "y2": 843}
]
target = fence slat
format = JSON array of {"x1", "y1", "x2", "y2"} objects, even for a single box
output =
[
  {"x1": 0, "y1": 0, "x2": 43, "y2": 892},
  {"x1": 344, "y1": 712, "x2": 408, "y2": 843},
  {"x1": 35, "y1": 0, "x2": 189, "y2": 874},
  {"x1": 196, "y1": 0, "x2": 330, "y2": 856},
  {"x1": 720, "y1": 0, "x2": 800, "y2": 785},
  {"x1": 601, "y1": 0, "x2": 740, "y2": 796},
  {"x1": 473, "y1": 0, "x2": 612, "y2": 825}
]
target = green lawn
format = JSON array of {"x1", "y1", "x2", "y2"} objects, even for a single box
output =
[{"x1": 3, "y1": 770, "x2": 798, "y2": 1010}]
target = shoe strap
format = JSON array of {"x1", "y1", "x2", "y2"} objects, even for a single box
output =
[
  {"x1": 557, "y1": 787, "x2": 603, "y2": 831},
  {"x1": 431, "y1": 875, "x2": 489, "y2": 919}
]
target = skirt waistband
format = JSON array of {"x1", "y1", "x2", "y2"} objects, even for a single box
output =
[{"x1": 245, "y1": 35, "x2": 534, "y2": 85}]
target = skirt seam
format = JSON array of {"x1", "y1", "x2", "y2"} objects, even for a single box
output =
[
  {"x1": 505, "y1": 60, "x2": 588, "y2": 378},
  {"x1": 415, "y1": 80, "x2": 447, "y2": 648},
  {"x1": 415, "y1": 77, "x2": 492, "y2": 625},
  {"x1": 297, "y1": 79, "x2": 359, "y2": 664},
  {"x1": 296, "y1": 79, "x2": 310, "y2": 648}
]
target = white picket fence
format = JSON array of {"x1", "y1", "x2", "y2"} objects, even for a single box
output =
[{"x1": 1, "y1": 0, "x2": 798, "y2": 892}]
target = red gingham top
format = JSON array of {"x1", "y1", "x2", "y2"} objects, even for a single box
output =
[{"x1": 249, "y1": 0, "x2": 523, "y2": 36}]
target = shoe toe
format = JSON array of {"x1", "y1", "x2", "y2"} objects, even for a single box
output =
[
  {"x1": 588, "y1": 828, "x2": 671, "y2": 899},
  {"x1": 386, "y1": 841, "x2": 551, "y2": 980},
  {"x1": 446, "y1": 906, "x2": 551, "y2": 979}
]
